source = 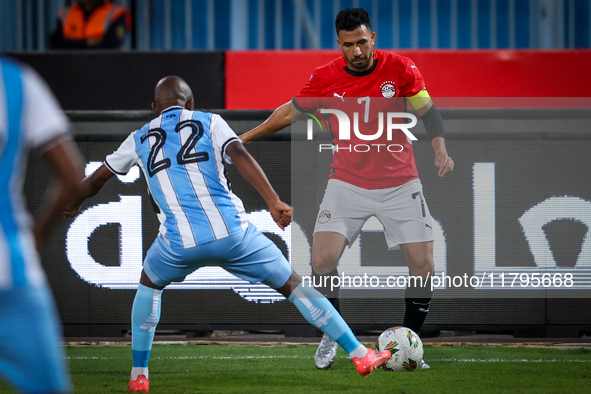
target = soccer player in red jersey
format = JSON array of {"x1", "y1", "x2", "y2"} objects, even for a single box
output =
[{"x1": 240, "y1": 8, "x2": 454, "y2": 370}]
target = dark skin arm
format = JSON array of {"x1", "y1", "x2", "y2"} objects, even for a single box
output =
[
  {"x1": 64, "y1": 144, "x2": 292, "y2": 290},
  {"x1": 225, "y1": 140, "x2": 292, "y2": 230},
  {"x1": 61, "y1": 164, "x2": 163, "y2": 292},
  {"x1": 62, "y1": 164, "x2": 115, "y2": 217},
  {"x1": 34, "y1": 139, "x2": 86, "y2": 250}
]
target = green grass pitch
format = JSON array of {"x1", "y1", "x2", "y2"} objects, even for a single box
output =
[{"x1": 1, "y1": 344, "x2": 591, "y2": 393}]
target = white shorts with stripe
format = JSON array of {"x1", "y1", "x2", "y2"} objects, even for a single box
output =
[{"x1": 313, "y1": 179, "x2": 434, "y2": 249}]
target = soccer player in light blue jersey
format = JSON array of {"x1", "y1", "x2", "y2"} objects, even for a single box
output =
[
  {"x1": 0, "y1": 56, "x2": 87, "y2": 393},
  {"x1": 64, "y1": 76, "x2": 391, "y2": 391}
]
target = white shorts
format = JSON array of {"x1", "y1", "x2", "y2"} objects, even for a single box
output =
[{"x1": 313, "y1": 179, "x2": 434, "y2": 250}]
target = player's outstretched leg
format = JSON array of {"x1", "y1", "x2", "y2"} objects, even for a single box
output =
[
  {"x1": 401, "y1": 242, "x2": 434, "y2": 370},
  {"x1": 127, "y1": 283, "x2": 163, "y2": 392},
  {"x1": 287, "y1": 281, "x2": 390, "y2": 376},
  {"x1": 311, "y1": 267, "x2": 340, "y2": 369},
  {"x1": 402, "y1": 284, "x2": 432, "y2": 370},
  {"x1": 310, "y1": 232, "x2": 348, "y2": 370}
]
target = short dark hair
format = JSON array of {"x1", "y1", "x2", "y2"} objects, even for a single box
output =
[{"x1": 335, "y1": 8, "x2": 372, "y2": 35}]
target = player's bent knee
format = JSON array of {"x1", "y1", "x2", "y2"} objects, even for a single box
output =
[
  {"x1": 311, "y1": 232, "x2": 347, "y2": 274},
  {"x1": 402, "y1": 242, "x2": 434, "y2": 276},
  {"x1": 311, "y1": 246, "x2": 341, "y2": 273},
  {"x1": 408, "y1": 261, "x2": 434, "y2": 278},
  {"x1": 311, "y1": 256, "x2": 338, "y2": 274}
]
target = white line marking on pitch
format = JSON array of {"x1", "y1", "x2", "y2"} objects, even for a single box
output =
[
  {"x1": 66, "y1": 355, "x2": 311, "y2": 360},
  {"x1": 433, "y1": 358, "x2": 591, "y2": 363},
  {"x1": 66, "y1": 355, "x2": 591, "y2": 363}
]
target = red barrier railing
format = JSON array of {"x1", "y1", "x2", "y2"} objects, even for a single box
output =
[{"x1": 226, "y1": 50, "x2": 591, "y2": 109}]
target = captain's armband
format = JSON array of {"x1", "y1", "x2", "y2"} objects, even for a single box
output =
[{"x1": 407, "y1": 88, "x2": 431, "y2": 111}]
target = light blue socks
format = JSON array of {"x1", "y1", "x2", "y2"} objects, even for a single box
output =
[
  {"x1": 131, "y1": 284, "x2": 162, "y2": 378},
  {"x1": 130, "y1": 281, "x2": 365, "y2": 378},
  {"x1": 289, "y1": 283, "x2": 366, "y2": 357}
]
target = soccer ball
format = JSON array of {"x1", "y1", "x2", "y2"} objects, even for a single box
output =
[{"x1": 375, "y1": 326, "x2": 424, "y2": 372}]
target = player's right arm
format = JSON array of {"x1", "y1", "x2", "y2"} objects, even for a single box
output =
[
  {"x1": 240, "y1": 66, "x2": 325, "y2": 144},
  {"x1": 63, "y1": 132, "x2": 138, "y2": 217},
  {"x1": 62, "y1": 164, "x2": 115, "y2": 217},
  {"x1": 239, "y1": 101, "x2": 303, "y2": 144}
]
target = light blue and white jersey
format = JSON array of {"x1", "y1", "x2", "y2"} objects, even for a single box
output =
[
  {"x1": 105, "y1": 106, "x2": 249, "y2": 249},
  {"x1": 0, "y1": 57, "x2": 71, "y2": 290}
]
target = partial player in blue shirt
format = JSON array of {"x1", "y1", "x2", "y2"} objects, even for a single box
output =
[
  {"x1": 103, "y1": 102, "x2": 249, "y2": 249},
  {"x1": 0, "y1": 56, "x2": 86, "y2": 394},
  {"x1": 64, "y1": 76, "x2": 391, "y2": 392}
]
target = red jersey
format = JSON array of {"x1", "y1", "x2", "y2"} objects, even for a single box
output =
[{"x1": 293, "y1": 49, "x2": 426, "y2": 189}]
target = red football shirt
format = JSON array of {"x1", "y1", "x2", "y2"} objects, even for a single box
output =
[{"x1": 293, "y1": 49, "x2": 426, "y2": 189}]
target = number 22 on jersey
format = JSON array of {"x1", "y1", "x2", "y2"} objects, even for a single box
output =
[{"x1": 141, "y1": 119, "x2": 209, "y2": 177}]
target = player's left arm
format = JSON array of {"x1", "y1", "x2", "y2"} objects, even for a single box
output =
[
  {"x1": 408, "y1": 91, "x2": 455, "y2": 177},
  {"x1": 226, "y1": 141, "x2": 292, "y2": 230}
]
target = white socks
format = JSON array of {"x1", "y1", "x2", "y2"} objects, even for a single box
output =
[
  {"x1": 131, "y1": 367, "x2": 149, "y2": 380},
  {"x1": 349, "y1": 345, "x2": 368, "y2": 359}
]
